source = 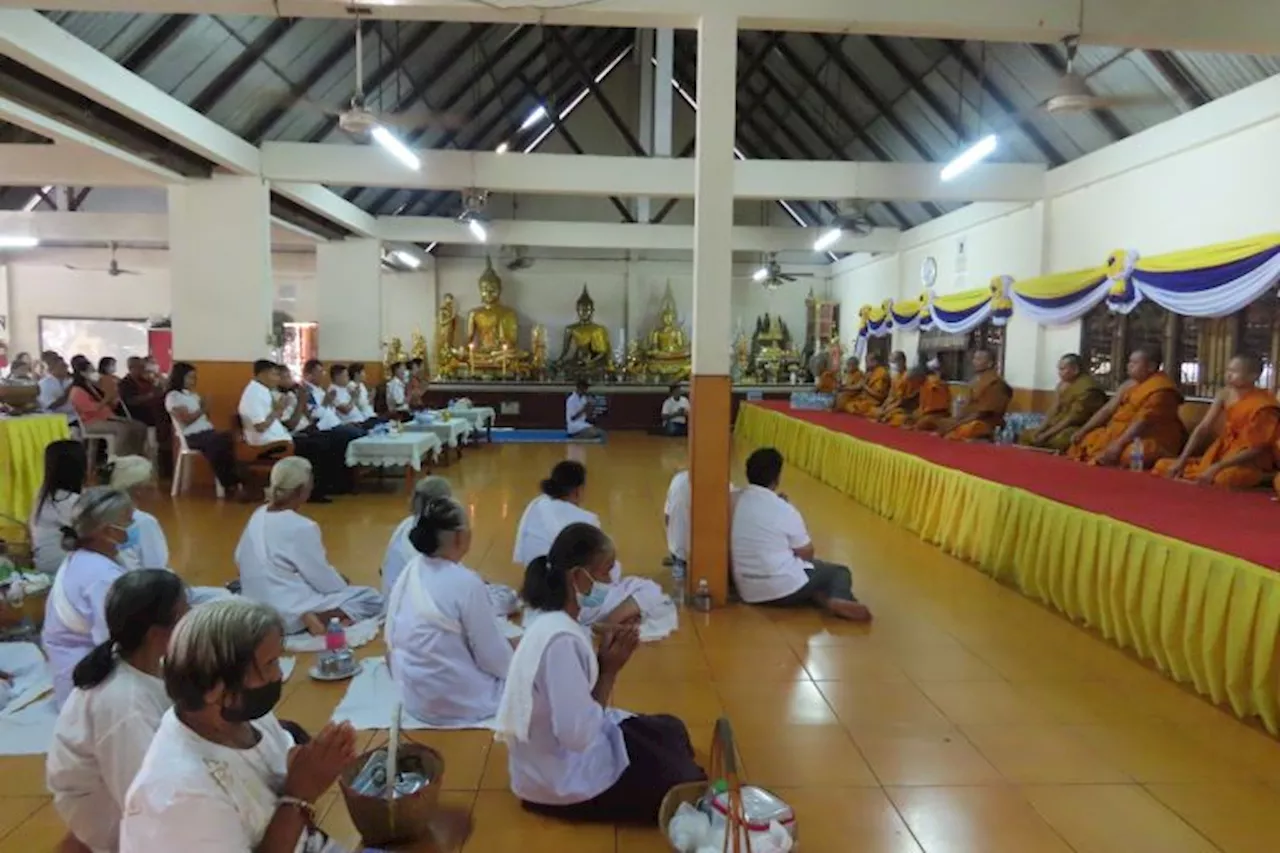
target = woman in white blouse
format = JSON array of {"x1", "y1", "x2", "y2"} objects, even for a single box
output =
[
  {"x1": 386, "y1": 496, "x2": 512, "y2": 726},
  {"x1": 514, "y1": 461, "x2": 674, "y2": 636},
  {"x1": 497, "y1": 522, "x2": 705, "y2": 823},
  {"x1": 121, "y1": 599, "x2": 355, "y2": 853},
  {"x1": 47, "y1": 569, "x2": 189, "y2": 853},
  {"x1": 28, "y1": 439, "x2": 87, "y2": 574},
  {"x1": 42, "y1": 487, "x2": 135, "y2": 709},
  {"x1": 381, "y1": 475, "x2": 454, "y2": 598},
  {"x1": 164, "y1": 362, "x2": 245, "y2": 500},
  {"x1": 235, "y1": 457, "x2": 385, "y2": 635}
]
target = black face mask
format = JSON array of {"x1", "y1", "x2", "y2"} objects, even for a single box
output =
[{"x1": 221, "y1": 679, "x2": 283, "y2": 723}]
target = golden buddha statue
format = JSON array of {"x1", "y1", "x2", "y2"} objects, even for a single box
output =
[
  {"x1": 464, "y1": 257, "x2": 528, "y2": 374},
  {"x1": 382, "y1": 336, "x2": 406, "y2": 370},
  {"x1": 642, "y1": 285, "x2": 691, "y2": 380},
  {"x1": 409, "y1": 330, "x2": 428, "y2": 363},
  {"x1": 557, "y1": 285, "x2": 612, "y2": 376},
  {"x1": 435, "y1": 293, "x2": 461, "y2": 378},
  {"x1": 531, "y1": 324, "x2": 549, "y2": 376}
]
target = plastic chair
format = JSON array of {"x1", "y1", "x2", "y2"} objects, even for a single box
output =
[{"x1": 170, "y1": 417, "x2": 226, "y2": 499}]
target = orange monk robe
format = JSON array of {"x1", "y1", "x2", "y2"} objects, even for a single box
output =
[
  {"x1": 816, "y1": 370, "x2": 838, "y2": 394},
  {"x1": 840, "y1": 366, "x2": 890, "y2": 416},
  {"x1": 877, "y1": 373, "x2": 924, "y2": 425},
  {"x1": 832, "y1": 368, "x2": 865, "y2": 410},
  {"x1": 942, "y1": 369, "x2": 1013, "y2": 441},
  {"x1": 1066, "y1": 372, "x2": 1187, "y2": 467},
  {"x1": 905, "y1": 375, "x2": 952, "y2": 430},
  {"x1": 1153, "y1": 388, "x2": 1280, "y2": 489}
]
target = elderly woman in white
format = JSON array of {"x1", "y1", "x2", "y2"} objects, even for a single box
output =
[
  {"x1": 121, "y1": 599, "x2": 355, "y2": 852},
  {"x1": 42, "y1": 487, "x2": 135, "y2": 709},
  {"x1": 515, "y1": 460, "x2": 674, "y2": 638},
  {"x1": 235, "y1": 457, "x2": 384, "y2": 635},
  {"x1": 386, "y1": 497, "x2": 513, "y2": 726},
  {"x1": 47, "y1": 569, "x2": 188, "y2": 853},
  {"x1": 109, "y1": 456, "x2": 232, "y2": 607},
  {"x1": 381, "y1": 475, "x2": 454, "y2": 598},
  {"x1": 498, "y1": 522, "x2": 704, "y2": 824}
]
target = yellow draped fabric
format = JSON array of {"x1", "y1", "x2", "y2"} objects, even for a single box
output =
[
  {"x1": 930, "y1": 286, "x2": 992, "y2": 315},
  {"x1": 736, "y1": 403, "x2": 1280, "y2": 734},
  {"x1": 1135, "y1": 232, "x2": 1280, "y2": 274},
  {"x1": 1012, "y1": 265, "x2": 1109, "y2": 300},
  {"x1": 0, "y1": 415, "x2": 71, "y2": 538}
]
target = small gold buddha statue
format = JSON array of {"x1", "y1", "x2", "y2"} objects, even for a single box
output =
[
  {"x1": 557, "y1": 285, "x2": 612, "y2": 375},
  {"x1": 531, "y1": 324, "x2": 548, "y2": 374},
  {"x1": 642, "y1": 286, "x2": 691, "y2": 380},
  {"x1": 409, "y1": 330, "x2": 428, "y2": 364},
  {"x1": 382, "y1": 336, "x2": 406, "y2": 370},
  {"x1": 435, "y1": 293, "x2": 461, "y2": 377}
]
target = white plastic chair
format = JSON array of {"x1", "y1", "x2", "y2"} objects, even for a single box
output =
[
  {"x1": 82, "y1": 432, "x2": 117, "y2": 484},
  {"x1": 170, "y1": 417, "x2": 226, "y2": 499}
]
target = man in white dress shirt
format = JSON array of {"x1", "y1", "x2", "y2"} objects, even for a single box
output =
[
  {"x1": 385, "y1": 362, "x2": 411, "y2": 420},
  {"x1": 730, "y1": 447, "x2": 871, "y2": 621},
  {"x1": 38, "y1": 354, "x2": 79, "y2": 429},
  {"x1": 565, "y1": 379, "x2": 604, "y2": 440},
  {"x1": 658, "y1": 384, "x2": 690, "y2": 436},
  {"x1": 237, "y1": 360, "x2": 341, "y2": 502}
]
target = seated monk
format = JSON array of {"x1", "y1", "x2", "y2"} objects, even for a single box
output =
[
  {"x1": 940, "y1": 349, "x2": 1012, "y2": 441},
  {"x1": 874, "y1": 352, "x2": 922, "y2": 424},
  {"x1": 1067, "y1": 347, "x2": 1187, "y2": 468},
  {"x1": 907, "y1": 358, "x2": 952, "y2": 430},
  {"x1": 832, "y1": 357, "x2": 864, "y2": 410},
  {"x1": 1154, "y1": 353, "x2": 1280, "y2": 489},
  {"x1": 840, "y1": 353, "x2": 890, "y2": 416},
  {"x1": 1018, "y1": 353, "x2": 1107, "y2": 452}
]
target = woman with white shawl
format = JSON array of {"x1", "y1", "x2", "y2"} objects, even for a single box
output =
[
  {"x1": 385, "y1": 496, "x2": 512, "y2": 726},
  {"x1": 513, "y1": 461, "x2": 675, "y2": 638},
  {"x1": 496, "y1": 522, "x2": 705, "y2": 824},
  {"x1": 234, "y1": 457, "x2": 384, "y2": 635},
  {"x1": 47, "y1": 570, "x2": 188, "y2": 853},
  {"x1": 121, "y1": 599, "x2": 353, "y2": 853},
  {"x1": 41, "y1": 487, "x2": 135, "y2": 709}
]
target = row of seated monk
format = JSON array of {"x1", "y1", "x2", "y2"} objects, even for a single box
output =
[{"x1": 823, "y1": 346, "x2": 1280, "y2": 491}]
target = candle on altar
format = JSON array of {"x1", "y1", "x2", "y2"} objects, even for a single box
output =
[
  {"x1": 501, "y1": 343, "x2": 509, "y2": 379},
  {"x1": 468, "y1": 342, "x2": 475, "y2": 372}
]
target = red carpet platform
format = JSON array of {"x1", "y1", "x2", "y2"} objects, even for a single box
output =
[{"x1": 754, "y1": 400, "x2": 1279, "y2": 572}]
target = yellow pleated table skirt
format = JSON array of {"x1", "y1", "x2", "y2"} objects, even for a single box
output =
[
  {"x1": 0, "y1": 414, "x2": 71, "y2": 538},
  {"x1": 736, "y1": 403, "x2": 1280, "y2": 734}
]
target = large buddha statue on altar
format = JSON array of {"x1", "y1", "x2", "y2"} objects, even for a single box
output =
[
  {"x1": 464, "y1": 257, "x2": 528, "y2": 373},
  {"x1": 641, "y1": 286, "x2": 691, "y2": 380},
  {"x1": 557, "y1": 286, "x2": 613, "y2": 376}
]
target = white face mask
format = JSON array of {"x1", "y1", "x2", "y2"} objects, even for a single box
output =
[{"x1": 87, "y1": 371, "x2": 101, "y2": 383}]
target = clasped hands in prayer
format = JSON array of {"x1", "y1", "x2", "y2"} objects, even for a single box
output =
[{"x1": 284, "y1": 721, "x2": 358, "y2": 804}]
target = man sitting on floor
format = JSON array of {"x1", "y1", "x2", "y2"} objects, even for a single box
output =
[
  {"x1": 566, "y1": 379, "x2": 605, "y2": 440},
  {"x1": 838, "y1": 352, "x2": 890, "y2": 416},
  {"x1": 1067, "y1": 346, "x2": 1187, "y2": 469},
  {"x1": 1018, "y1": 353, "x2": 1107, "y2": 452},
  {"x1": 873, "y1": 352, "x2": 921, "y2": 424},
  {"x1": 1154, "y1": 353, "x2": 1280, "y2": 489},
  {"x1": 658, "y1": 384, "x2": 689, "y2": 436},
  {"x1": 730, "y1": 447, "x2": 871, "y2": 622}
]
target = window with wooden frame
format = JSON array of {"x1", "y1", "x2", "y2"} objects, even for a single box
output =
[
  {"x1": 917, "y1": 328, "x2": 969, "y2": 381},
  {"x1": 966, "y1": 321, "x2": 1006, "y2": 379},
  {"x1": 864, "y1": 336, "x2": 891, "y2": 366}
]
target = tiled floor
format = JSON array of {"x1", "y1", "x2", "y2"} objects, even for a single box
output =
[{"x1": 7, "y1": 433, "x2": 1280, "y2": 851}]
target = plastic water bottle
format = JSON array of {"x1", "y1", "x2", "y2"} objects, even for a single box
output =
[
  {"x1": 671, "y1": 559, "x2": 687, "y2": 607},
  {"x1": 692, "y1": 579, "x2": 713, "y2": 613},
  {"x1": 325, "y1": 617, "x2": 348, "y2": 653},
  {"x1": 1129, "y1": 438, "x2": 1145, "y2": 472}
]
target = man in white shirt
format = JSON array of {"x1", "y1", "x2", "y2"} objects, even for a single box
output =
[
  {"x1": 300, "y1": 360, "x2": 364, "y2": 438},
  {"x1": 238, "y1": 361, "x2": 340, "y2": 502},
  {"x1": 730, "y1": 447, "x2": 870, "y2": 621},
  {"x1": 385, "y1": 362, "x2": 411, "y2": 419},
  {"x1": 658, "y1": 384, "x2": 690, "y2": 436},
  {"x1": 565, "y1": 379, "x2": 605, "y2": 440},
  {"x1": 37, "y1": 354, "x2": 79, "y2": 428}
]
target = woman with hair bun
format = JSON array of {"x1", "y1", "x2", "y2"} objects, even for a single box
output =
[
  {"x1": 47, "y1": 569, "x2": 188, "y2": 853},
  {"x1": 497, "y1": 522, "x2": 704, "y2": 824},
  {"x1": 42, "y1": 487, "x2": 136, "y2": 709},
  {"x1": 386, "y1": 496, "x2": 512, "y2": 726}
]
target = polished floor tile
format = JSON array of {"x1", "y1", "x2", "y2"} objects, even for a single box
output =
[
  {"x1": 887, "y1": 786, "x2": 1074, "y2": 853},
  {"x1": 1020, "y1": 784, "x2": 1219, "y2": 853}
]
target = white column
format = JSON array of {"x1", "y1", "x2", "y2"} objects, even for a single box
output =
[
  {"x1": 691, "y1": 15, "x2": 735, "y2": 377},
  {"x1": 316, "y1": 237, "x2": 383, "y2": 360},
  {"x1": 168, "y1": 175, "x2": 272, "y2": 361},
  {"x1": 654, "y1": 29, "x2": 674, "y2": 159}
]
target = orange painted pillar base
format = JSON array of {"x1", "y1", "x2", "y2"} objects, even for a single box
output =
[{"x1": 688, "y1": 374, "x2": 732, "y2": 606}]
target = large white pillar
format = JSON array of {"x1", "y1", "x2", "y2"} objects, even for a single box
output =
[
  {"x1": 316, "y1": 237, "x2": 383, "y2": 361},
  {"x1": 654, "y1": 29, "x2": 674, "y2": 158},
  {"x1": 168, "y1": 176, "x2": 272, "y2": 362},
  {"x1": 687, "y1": 13, "x2": 737, "y2": 606},
  {"x1": 636, "y1": 30, "x2": 655, "y2": 224}
]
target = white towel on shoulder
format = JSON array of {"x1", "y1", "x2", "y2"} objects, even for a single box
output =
[{"x1": 494, "y1": 609, "x2": 595, "y2": 744}]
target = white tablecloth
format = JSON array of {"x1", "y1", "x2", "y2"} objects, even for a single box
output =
[
  {"x1": 344, "y1": 432, "x2": 441, "y2": 471},
  {"x1": 405, "y1": 417, "x2": 473, "y2": 448},
  {"x1": 448, "y1": 407, "x2": 496, "y2": 430}
]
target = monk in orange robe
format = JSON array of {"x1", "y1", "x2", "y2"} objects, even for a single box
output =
[
  {"x1": 831, "y1": 357, "x2": 864, "y2": 409},
  {"x1": 1067, "y1": 347, "x2": 1187, "y2": 468},
  {"x1": 907, "y1": 359, "x2": 952, "y2": 430},
  {"x1": 936, "y1": 349, "x2": 1012, "y2": 441},
  {"x1": 1153, "y1": 354, "x2": 1280, "y2": 489},
  {"x1": 875, "y1": 352, "x2": 922, "y2": 424},
  {"x1": 840, "y1": 353, "x2": 890, "y2": 416}
]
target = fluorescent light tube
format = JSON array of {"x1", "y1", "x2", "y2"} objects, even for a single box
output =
[
  {"x1": 752, "y1": 267, "x2": 769, "y2": 281},
  {"x1": 940, "y1": 134, "x2": 998, "y2": 182},
  {"x1": 812, "y1": 228, "x2": 842, "y2": 252},
  {"x1": 468, "y1": 219, "x2": 487, "y2": 242},
  {"x1": 0, "y1": 235, "x2": 38, "y2": 249},
  {"x1": 370, "y1": 125, "x2": 420, "y2": 170},
  {"x1": 519, "y1": 105, "x2": 547, "y2": 131},
  {"x1": 495, "y1": 141, "x2": 510, "y2": 154},
  {"x1": 391, "y1": 250, "x2": 421, "y2": 269}
]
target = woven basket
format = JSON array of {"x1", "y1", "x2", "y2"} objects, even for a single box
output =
[
  {"x1": 338, "y1": 741, "x2": 444, "y2": 847},
  {"x1": 658, "y1": 717, "x2": 798, "y2": 852}
]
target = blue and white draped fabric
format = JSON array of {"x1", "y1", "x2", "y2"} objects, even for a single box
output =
[
  {"x1": 1126, "y1": 235, "x2": 1280, "y2": 318},
  {"x1": 928, "y1": 278, "x2": 1012, "y2": 335},
  {"x1": 1010, "y1": 264, "x2": 1113, "y2": 325},
  {"x1": 1104, "y1": 249, "x2": 1142, "y2": 315}
]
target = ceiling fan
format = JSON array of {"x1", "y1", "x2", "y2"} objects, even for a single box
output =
[
  {"x1": 65, "y1": 242, "x2": 141, "y2": 277},
  {"x1": 753, "y1": 253, "x2": 816, "y2": 290},
  {"x1": 1037, "y1": 37, "x2": 1163, "y2": 115}
]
